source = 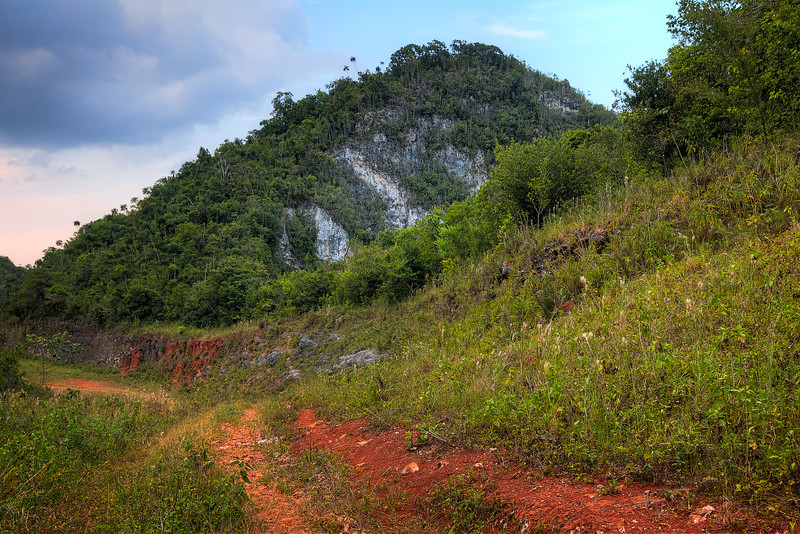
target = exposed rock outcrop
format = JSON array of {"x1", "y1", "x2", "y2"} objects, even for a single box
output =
[
  {"x1": 333, "y1": 349, "x2": 385, "y2": 370},
  {"x1": 333, "y1": 112, "x2": 489, "y2": 230},
  {"x1": 283, "y1": 205, "x2": 351, "y2": 265},
  {"x1": 310, "y1": 205, "x2": 350, "y2": 262}
]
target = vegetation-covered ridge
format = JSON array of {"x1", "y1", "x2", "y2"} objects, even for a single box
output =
[
  {"x1": 2, "y1": 1, "x2": 800, "y2": 530},
  {"x1": 1, "y1": 40, "x2": 612, "y2": 328}
]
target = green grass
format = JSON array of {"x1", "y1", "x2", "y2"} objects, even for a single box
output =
[
  {"x1": 274, "y1": 138, "x2": 800, "y2": 517},
  {"x1": 426, "y1": 470, "x2": 509, "y2": 534},
  {"x1": 0, "y1": 348, "x2": 251, "y2": 533},
  {"x1": 19, "y1": 356, "x2": 107, "y2": 382},
  {"x1": 3, "y1": 138, "x2": 800, "y2": 530}
]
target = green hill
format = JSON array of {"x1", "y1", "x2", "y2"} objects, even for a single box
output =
[
  {"x1": 1, "y1": 40, "x2": 612, "y2": 327},
  {"x1": 1, "y1": 1, "x2": 800, "y2": 529}
]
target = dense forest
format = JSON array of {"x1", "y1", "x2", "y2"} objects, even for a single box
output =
[{"x1": 1, "y1": 40, "x2": 613, "y2": 327}]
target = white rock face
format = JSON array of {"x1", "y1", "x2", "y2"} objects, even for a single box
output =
[
  {"x1": 282, "y1": 206, "x2": 350, "y2": 264},
  {"x1": 333, "y1": 113, "x2": 489, "y2": 229},
  {"x1": 284, "y1": 112, "x2": 491, "y2": 265},
  {"x1": 336, "y1": 146, "x2": 428, "y2": 228},
  {"x1": 311, "y1": 205, "x2": 349, "y2": 262}
]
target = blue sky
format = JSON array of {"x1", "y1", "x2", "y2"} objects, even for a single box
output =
[{"x1": 0, "y1": 0, "x2": 678, "y2": 266}]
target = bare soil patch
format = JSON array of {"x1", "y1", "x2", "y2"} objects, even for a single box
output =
[
  {"x1": 212, "y1": 408, "x2": 320, "y2": 534},
  {"x1": 44, "y1": 377, "x2": 172, "y2": 404},
  {"x1": 46, "y1": 378, "x2": 132, "y2": 394},
  {"x1": 292, "y1": 409, "x2": 789, "y2": 533}
]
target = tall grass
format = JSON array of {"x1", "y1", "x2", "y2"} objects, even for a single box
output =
[
  {"x1": 282, "y1": 139, "x2": 800, "y2": 510},
  {"x1": 0, "y1": 361, "x2": 250, "y2": 533}
]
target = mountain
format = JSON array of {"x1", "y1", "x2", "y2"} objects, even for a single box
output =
[{"x1": 2, "y1": 40, "x2": 613, "y2": 327}]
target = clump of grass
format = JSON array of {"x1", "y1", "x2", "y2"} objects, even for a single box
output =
[
  {"x1": 0, "y1": 356, "x2": 252, "y2": 534},
  {"x1": 282, "y1": 448, "x2": 381, "y2": 533},
  {"x1": 426, "y1": 470, "x2": 510, "y2": 534},
  {"x1": 0, "y1": 388, "x2": 174, "y2": 532},
  {"x1": 96, "y1": 437, "x2": 249, "y2": 533}
]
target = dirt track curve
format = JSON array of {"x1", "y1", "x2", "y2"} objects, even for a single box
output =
[{"x1": 53, "y1": 379, "x2": 790, "y2": 533}]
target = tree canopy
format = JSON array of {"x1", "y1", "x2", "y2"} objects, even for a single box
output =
[
  {"x1": 1, "y1": 41, "x2": 614, "y2": 327},
  {"x1": 620, "y1": 0, "x2": 800, "y2": 167}
]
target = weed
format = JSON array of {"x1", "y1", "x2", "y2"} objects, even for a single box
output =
[
  {"x1": 283, "y1": 448, "x2": 381, "y2": 532},
  {"x1": 426, "y1": 470, "x2": 510, "y2": 534},
  {"x1": 598, "y1": 478, "x2": 621, "y2": 496}
]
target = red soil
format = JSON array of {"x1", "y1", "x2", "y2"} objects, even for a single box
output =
[
  {"x1": 213, "y1": 408, "x2": 319, "y2": 534},
  {"x1": 53, "y1": 379, "x2": 790, "y2": 533},
  {"x1": 46, "y1": 378, "x2": 139, "y2": 395},
  {"x1": 292, "y1": 409, "x2": 789, "y2": 534}
]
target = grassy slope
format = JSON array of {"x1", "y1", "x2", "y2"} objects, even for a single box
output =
[
  {"x1": 3, "y1": 139, "x2": 798, "y2": 531},
  {"x1": 278, "y1": 138, "x2": 800, "y2": 511}
]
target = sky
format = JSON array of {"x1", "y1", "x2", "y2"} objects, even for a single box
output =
[{"x1": 0, "y1": 0, "x2": 679, "y2": 267}]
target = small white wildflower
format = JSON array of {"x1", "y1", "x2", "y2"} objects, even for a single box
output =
[{"x1": 580, "y1": 275, "x2": 588, "y2": 288}]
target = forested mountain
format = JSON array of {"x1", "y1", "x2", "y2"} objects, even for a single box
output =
[{"x1": 2, "y1": 41, "x2": 613, "y2": 326}]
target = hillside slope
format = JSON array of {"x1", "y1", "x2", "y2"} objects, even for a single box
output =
[
  {"x1": 2, "y1": 40, "x2": 612, "y2": 327},
  {"x1": 273, "y1": 138, "x2": 800, "y2": 524}
]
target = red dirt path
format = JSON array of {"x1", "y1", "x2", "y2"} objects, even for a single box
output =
[
  {"x1": 292, "y1": 409, "x2": 789, "y2": 534},
  {"x1": 213, "y1": 408, "x2": 320, "y2": 533},
  {"x1": 46, "y1": 377, "x2": 133, "y2": 394},
  {"x1": 54, "y1": 379, "x2": 790, "y2": 533}
]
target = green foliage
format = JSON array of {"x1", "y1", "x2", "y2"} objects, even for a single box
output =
[
  {"x1": 10, "y1": 40, "x2": 613, "y2": 328},
  {"x1": 427, "y1": 471, "x2": 507, "y2": 534},
  {"x1": 0, "y1": 345, "x2": 25, "y2": 393},
  {"x1": 0, "y1": 391, "x2": 175, "y2": 532},
  {"x1": 400, "y1": 166, "x2": 470, "y2": 210},
  {"x1": 256, "y1": 126, "x2": 628, "y2": 316},
  {"x1": 26, "y1": 332, "x2": 82, "y2": 388},
  {"x1": 286, "y1": 139, "x2": 800, "y2": 514},
  {"x1": 99, "y1": 437, "x2": 248, "y2": 533},
  {"x1": 0, "y1": 256, "x2": 26, "y2": 319},
  {"x1": 621, "y1": 0, "x2": 800, "y2": 168},
  {"x1": 485, "y1": 128, "x2": 626, "y2": 226}
]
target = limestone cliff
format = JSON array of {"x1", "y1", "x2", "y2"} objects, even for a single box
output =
[
  {"x1": 283, "y1": 205, "x2": 350, "y2": 264},
  {"x1": 333, "y1": 111, "x2": 489, "y2": 229}
]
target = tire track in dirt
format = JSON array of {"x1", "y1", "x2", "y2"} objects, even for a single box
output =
[{"x1": 212, "y1": 408, "x2": 321, "y2": 534}]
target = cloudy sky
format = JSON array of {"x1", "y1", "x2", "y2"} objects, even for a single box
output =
[{"x1": 0, "y1": 0, "x2": 678, "y2": 267}]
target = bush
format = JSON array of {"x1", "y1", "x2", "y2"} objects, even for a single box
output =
[{"x1": 0, "y1": 346, "x2": 25, "y2": 393}]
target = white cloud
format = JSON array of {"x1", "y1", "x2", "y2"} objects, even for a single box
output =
[{"x1": 487, "y1": 23, "x2": 546, "y2": 40}]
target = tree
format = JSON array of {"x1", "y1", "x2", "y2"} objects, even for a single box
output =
[
  {"x1": 26, "y1": 332, "x2": 82, "y2": 387},
  {"x1": 0, "y1": 345, "x2": 25, "y2": 392},
  {"x1": 622, "y1": 0, "x2": 800, "y2": 167}
]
